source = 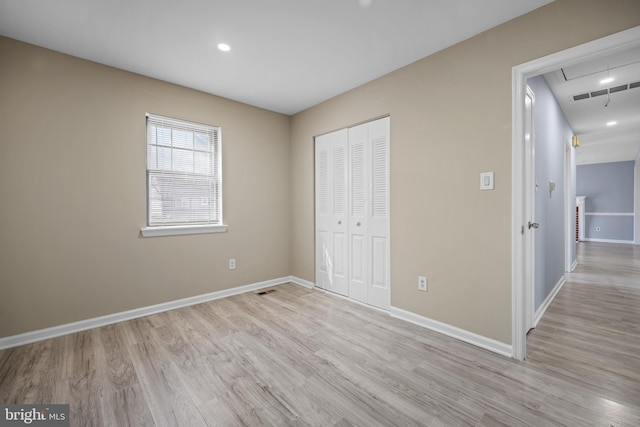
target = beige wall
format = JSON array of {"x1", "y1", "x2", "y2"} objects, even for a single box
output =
[
  {"x1": 290, "y1": 0, "x2": 640, "y2": 344},
  {"x1": 0, "y1": 37, "x2": 291, "y2": 337}
]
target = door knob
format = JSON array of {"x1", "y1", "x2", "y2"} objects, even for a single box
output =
[{"x1": 528, "y1": 221, "x2": 539, "y2": 229}]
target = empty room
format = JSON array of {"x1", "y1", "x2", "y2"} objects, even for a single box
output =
[{"x1": 1, "y1": 0, "x2": 640, "y2": 426}]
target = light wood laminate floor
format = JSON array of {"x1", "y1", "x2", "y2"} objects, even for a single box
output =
[
  {"x1": 1, "y1": 242, "x2": 639, "y2": 426},
  {"x1": 566, "y1": 241, "x2": 640, "y2": 289}
]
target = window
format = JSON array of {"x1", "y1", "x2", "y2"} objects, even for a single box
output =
[{"x1": 141, "y1": 113, "x2": 227, "y2": 237}]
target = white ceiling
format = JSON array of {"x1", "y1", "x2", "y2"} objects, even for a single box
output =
[
  {"x1": 544, "y1": 47, "x2": 640, "y2": 165},
  {"x1": 0, "y1": 0, "x2": 554, "y2": 115}
]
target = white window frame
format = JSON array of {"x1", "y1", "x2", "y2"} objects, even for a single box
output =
[{"x1": 141, "y1": 113, "x2": 227, "y2": 237}]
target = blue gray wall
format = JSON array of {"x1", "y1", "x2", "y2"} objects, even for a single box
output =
[
  {"x1": 527, "y1": 76, "x2": 575, "y2": 311},
  {"x1": 577, "y1": 161, "x2": 635, "y2": 242}
]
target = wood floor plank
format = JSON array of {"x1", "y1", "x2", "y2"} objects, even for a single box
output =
[
  {"x1": 100, "y1": 384, "x2": 156, "y2": 427},
  {"x1": 0, "y1": 337, "x2": 65, "y2": 404},
  {"x1": 66, "y1": 373, "x2": 104, "y2": 427},
  {"x1": 95, "y1": 324, "x2": 139, "y2": 393},
  {"x1": 126, "y1": 339, "x2": 207, "y2": 427},
  {"x1": 474, "y1": 412, "x2": 513, "y2": 427}
]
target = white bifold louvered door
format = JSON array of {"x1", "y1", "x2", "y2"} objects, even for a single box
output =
[
  {"x1": 315, "y1": 117, "x2": 390, "y2": 310},
  {"x1": 315, "y1": 128, "x2": 349, "y2": 296}
]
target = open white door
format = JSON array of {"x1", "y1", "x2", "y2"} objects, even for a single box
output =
[{"x1": 524, "y1": 86, "x2": 537, "y2": 332}]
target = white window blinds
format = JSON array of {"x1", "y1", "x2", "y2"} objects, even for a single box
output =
[{"x1": 146, "y1": 113, "x2": 222, "y2": 227}]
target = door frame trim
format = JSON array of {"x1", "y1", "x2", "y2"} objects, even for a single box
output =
[{"x1": 511, "y1": 25, "x2": 640, "y2": 360}]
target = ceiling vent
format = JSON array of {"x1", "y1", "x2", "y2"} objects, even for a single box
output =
[
  {"x1": 609, "y1": 84, "x2": 628, "y2": 94},
  {"x1": 572, "y1": 81, "x2": 640, "y2": 101}
]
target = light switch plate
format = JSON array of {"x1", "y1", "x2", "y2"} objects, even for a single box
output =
[{"x1": 480, "y1": 172, "x2": 494, "y2": 190}]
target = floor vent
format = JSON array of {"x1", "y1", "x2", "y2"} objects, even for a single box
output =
[{"x1": 256, "y1": 289, "x2": 277, "y2": 295}]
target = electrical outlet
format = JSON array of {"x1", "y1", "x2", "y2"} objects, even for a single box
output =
[
  {"x1": 418, "y1": 276, "x2": 427, "y2": 292},
  {"x1": 228, "y1": 258, "x2": 236, "y2": 270}
]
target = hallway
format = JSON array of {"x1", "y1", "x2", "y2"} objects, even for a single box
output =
[
  {"x1": 566, "y1": 241, "x2": 640, "y2": 289},
  {"x1": 525, "y1": 241, "x2": 640, "y2": 424}
]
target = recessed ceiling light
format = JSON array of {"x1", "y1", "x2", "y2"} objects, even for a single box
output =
[
  {"x1": 606, "y1": 121, "x2": 617, "y2": 127},
  {"x1": 217, "y1": 43, "x2": 231, "y2": 52},
  {"x1": 600, "y1": 77, "x2": 614, "y2": 84}
]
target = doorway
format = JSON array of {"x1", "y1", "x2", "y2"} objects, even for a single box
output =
[{"x1": 512, "y1": 26, "x2": 640, "y2": 360}]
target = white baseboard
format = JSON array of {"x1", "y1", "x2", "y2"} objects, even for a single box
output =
[
  {"x1": 583, "y1": 238, "x2": 635, "y2": 244},
  {"x1": 533, "y1": 276, "x2": 565, "y2": 328},
  {"x1": 389, "y1": 306, "x2": 513, "y2": 358},
  {"x1": 570, "y1": 259, "x2": 578, "y2": 272},
  {"x1": 287, "y1": 275, "x2": 316, "y2": 289},
  {"x1": 0, "y1": 276, "x2": 310, "y2": 350}
]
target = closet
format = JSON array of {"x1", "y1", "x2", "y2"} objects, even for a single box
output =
[{"x1": 315, "y1": 116, "x2": 390, "y2": 310}]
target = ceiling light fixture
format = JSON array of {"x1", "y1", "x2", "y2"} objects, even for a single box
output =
[
  {"x1": 606, "y1": 121, "x2": 617, "y2": 127},
  {"x1": 217, "y1": 43, "x2": 231, "y2": 52}
]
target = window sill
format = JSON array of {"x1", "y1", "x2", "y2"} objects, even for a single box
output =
[{"x1": 140, "y1": 224, "x2": 228, "y2": 237}]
